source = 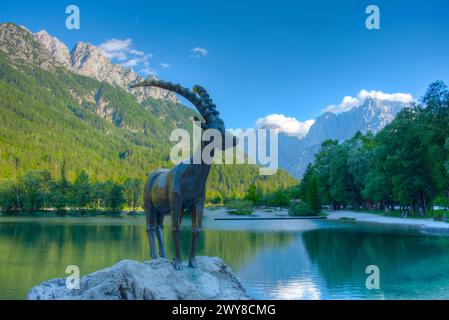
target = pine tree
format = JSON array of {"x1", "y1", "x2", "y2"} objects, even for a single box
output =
[
  {"x1": 307, "y1": 176, "x2": 321, "y2": 213},
  {"x1": 51, "y1": 160, "x2": 71, "y2": 211},
  {"x1": 108, "y1": 184, "x2": 125, "y2": 213},
  {"x1": 72, "y1": 170, "x2": 91, "y2": 210},
  {"x1": 245, "y1": 184, "x2": 261, "y2": 206},
  {"x1": 299, "y1": 164, "x2": 313, "y2": 202}
]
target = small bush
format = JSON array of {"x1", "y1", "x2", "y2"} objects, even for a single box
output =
[
  {"x1": 288, "y1": 202, "x2": 319, "y2": 216},
  {"x1": 225, "y1": 199, "x2": 254, "y2": 215},
  {"x1": 0, "y1": 180, "x2": 19, "y2": 212},
  {"x1": 338, "y1": 217, "x2": 356, "y2": 221}
]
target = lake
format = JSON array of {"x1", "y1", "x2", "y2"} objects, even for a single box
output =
[{"x1": 1, "y1": 211, "x2": 449, "y2": 300}]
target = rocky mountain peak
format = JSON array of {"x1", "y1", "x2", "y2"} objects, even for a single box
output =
[
  {"x1": 33, "y1": 30, "x2": 70, "y2": 67},
  {"x1": 0, "y1": 23, "x2": 54, "y2": 69},
  {"x1": 0, "y1": 23, "x2": 177, "y2": 103},
  {"x1": 69, "y1": 41, "x2": 177, "y2": 103},
  {"x1": 352, "y1": 97, "x2": 408, "y2": 131},
  {"x1": 277, "y1": 98, "x2": 411, "y2": 178},
  {"x1": 70, "y1": 41, "x2": 116, "y2": 79}
]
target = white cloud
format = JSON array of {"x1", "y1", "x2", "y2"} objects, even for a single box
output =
[
  {"x1": 105, "y1": 51, "x2": 128, "y2": 61},
  {"x1": 99, "y1": 38, "x2": 155, "y2": 76},
  {"x1": 129, "y1": 49, "x2": 145, "y2": 56},
  {"x1": 160, "y1": 63, "x2": 170, "y2": 68},
  {"x1": 190, "y1": 47, "x2": 208, "y2": 58},
  {"x1": 324, "y1": 95, "x2": 360, "y2": 113},
  {"x1": 100, "y1": 38, "x2": 133, "y2": 54},
  {"x1": 121, "y1": 58, "x2": 139, "y2": 68},
  {"x1": 121, "y1": 54, "x2": 151, "y2": 68},
  {"x1": 324, "y1": 89, "x2": 414, "y2": 113},
  {"x1": 255, "y1": 114, "x2": 315, "y2": 138},
  {"x1": 357, "y1": 90, "x2": 413, "y2": 103}
]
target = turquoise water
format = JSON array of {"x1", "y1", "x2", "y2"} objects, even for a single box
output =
[{"x1": 1, "y1": 213, "x2": 449, "y2": 299}]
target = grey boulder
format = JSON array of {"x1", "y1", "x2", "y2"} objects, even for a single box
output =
[{"x1": 28, "y1": 256, "x2": 250, "y2": 300}]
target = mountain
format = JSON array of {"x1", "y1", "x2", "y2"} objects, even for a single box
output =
[
  {"x1": 34, "y1": 30, "x2": 71, "y2": 67},
  {"x1": 0, "y1": 23, "x2": 296, "y2": 199},
  {"x1": 277, "y1": 97, "x2": 410, "y2": 178},
  {"x1": 35, "y1": 28, "x2": 177, "y2": 103}
]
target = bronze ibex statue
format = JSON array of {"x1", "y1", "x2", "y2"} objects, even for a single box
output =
[{"x1": 131, "y1": 79, "x2": 237, "y2": 270}]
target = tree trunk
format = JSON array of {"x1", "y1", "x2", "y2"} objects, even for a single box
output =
[
  {"x1": 422, "y1": 191, "x2": 427, "y2": 217},
  {"x1": 15, "y1": 186, "x2": 20, "y2": 212}
]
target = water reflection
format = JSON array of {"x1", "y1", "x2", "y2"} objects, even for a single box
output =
[
  {"x1": 238, "y1": 235, "x2": 325, "y2": 299},
  {"x1": 302, "y1": 226, "x2": 449, "y2": 299},
  {"x1": 1, "y1": 215, "x2": 449, "y2": 299}
]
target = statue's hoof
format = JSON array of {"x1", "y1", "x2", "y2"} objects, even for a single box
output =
[
  {"x1": 188, "y1": 258, "x2": 198, "y2": 268},
  {"x1": 173, "y1": 260, "x2": 183, "y2": 271}
]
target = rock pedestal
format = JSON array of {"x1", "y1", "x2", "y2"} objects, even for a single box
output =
[{"x1": 28, "y1": 256, "x2": 249, "y2": 300}]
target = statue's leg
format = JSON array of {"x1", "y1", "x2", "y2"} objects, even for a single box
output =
[
  {"x1": 145, "y1": 204, "x2": 158, "y2": 259},
  {"x1": 156, "y1": 212, "x2": 166, "y2": 258},
  {"x1": 171, "y1": 194, "x2": 183, "y2": 270},
  {"x1": 189, "y1": 204, "x2": 203, "y2": 268}
]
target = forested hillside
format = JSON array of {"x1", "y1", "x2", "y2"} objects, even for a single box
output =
[
  {"x1": 0, "y1": 24, "x2": 296, "y2": 212},
  {"x1": 300, "y1": 81, "x2": 449, "y2": 216}
]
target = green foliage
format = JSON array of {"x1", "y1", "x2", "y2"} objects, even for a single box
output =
[
  {"x1": 261, "y1": 189, "x2": 290, "y2": 210},
  {"x1": 433, "y1": 196, "x2": 449, "y2": 208},
  {"x1": 206, "y1": 189, "x2": 223, "y2": 205},
  {"x1": 0, "y1": 52, "x2": 297, "y2": 202},
  {"x1": 225, "y1": 199, "x2": 254, "y2": 215},
  {"x1": 307, "y1": 176, "x2": 321, "y2": 213},
  {"x1": 0, "y1": 169, "x2": 142, "y2": 214},
  {"x1": 72, "y1": 171, "x2": 91, "y2": 210},
  {"x1": 309, "y1": 81, "x2": 449, "y2": 216},
  {"x1": 288, "y1": 184, "x2": 301, "y2": 200},
  {"x1": 108, "y1": 184, "x2": 125, "y2": 213},
  {"x1": 445, "y1": 138, "x2": 449, "y2": 176},
  {"x1": 297, "y1": 164, "x2": 322, "y2": 213},
  {"x1": 123, "y1": 178, "x2": 143, "y2": 212},
  {"x1": 0, "y1": 180, "x2": 18, "y2": 211},
  {"x1": 244, "y1": 184, "x2": 261, "y2": 206},
  {"x1": 338, "y1": 217, "x2": 356, "y2": 221},
  {"x1": 51, "y1": 160, "x2": 71, "y2": 212},
  {"x1": 289, "y1": 202, "x2": 318, "y2": 216},
  {"x1": 19, "y1": 170, "x2": 52, "y2": 212},
  {"x1": 298, "y1": 164, "x2": 313, "y2": 201}
]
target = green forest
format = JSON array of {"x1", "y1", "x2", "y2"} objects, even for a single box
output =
[
  {"x1": 0, "y1": 162, "x2": 140, "y2": 213},
  {"x1": 0, "y1": 38, "x2": 296, "y2": 213},
  {"x1": 299, "y1": 81, "x2": 449, "y2": 217},
  {"x1": 3, "y1": 23, "x2": 447, "y2": 217}
]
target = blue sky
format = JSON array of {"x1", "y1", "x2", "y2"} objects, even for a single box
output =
[{"x1": 1, "y1": 0, "x2": 448, "y2": 133}]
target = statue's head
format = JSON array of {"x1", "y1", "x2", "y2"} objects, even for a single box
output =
[
  {"x1": 198, "y1": 116, "x2": 238, "y2": 150},
  {"x1": 130, "y1": 79, "x2": 238, "y2": 150}
]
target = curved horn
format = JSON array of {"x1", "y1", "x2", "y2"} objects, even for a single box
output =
[{"x1": 131, "y1": 79, "x2": 219, "y2": 124}]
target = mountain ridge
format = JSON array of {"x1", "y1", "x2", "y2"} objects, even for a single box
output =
[
  {"x1": 0, "y1": 22, "x2": 297, "y2": 200},
  {"x1": 276, "y1": 97, "x2": 411, "y2": 178},
  {"x1": 0, "y1": 23, "x2": 177, "y2": 104}
]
